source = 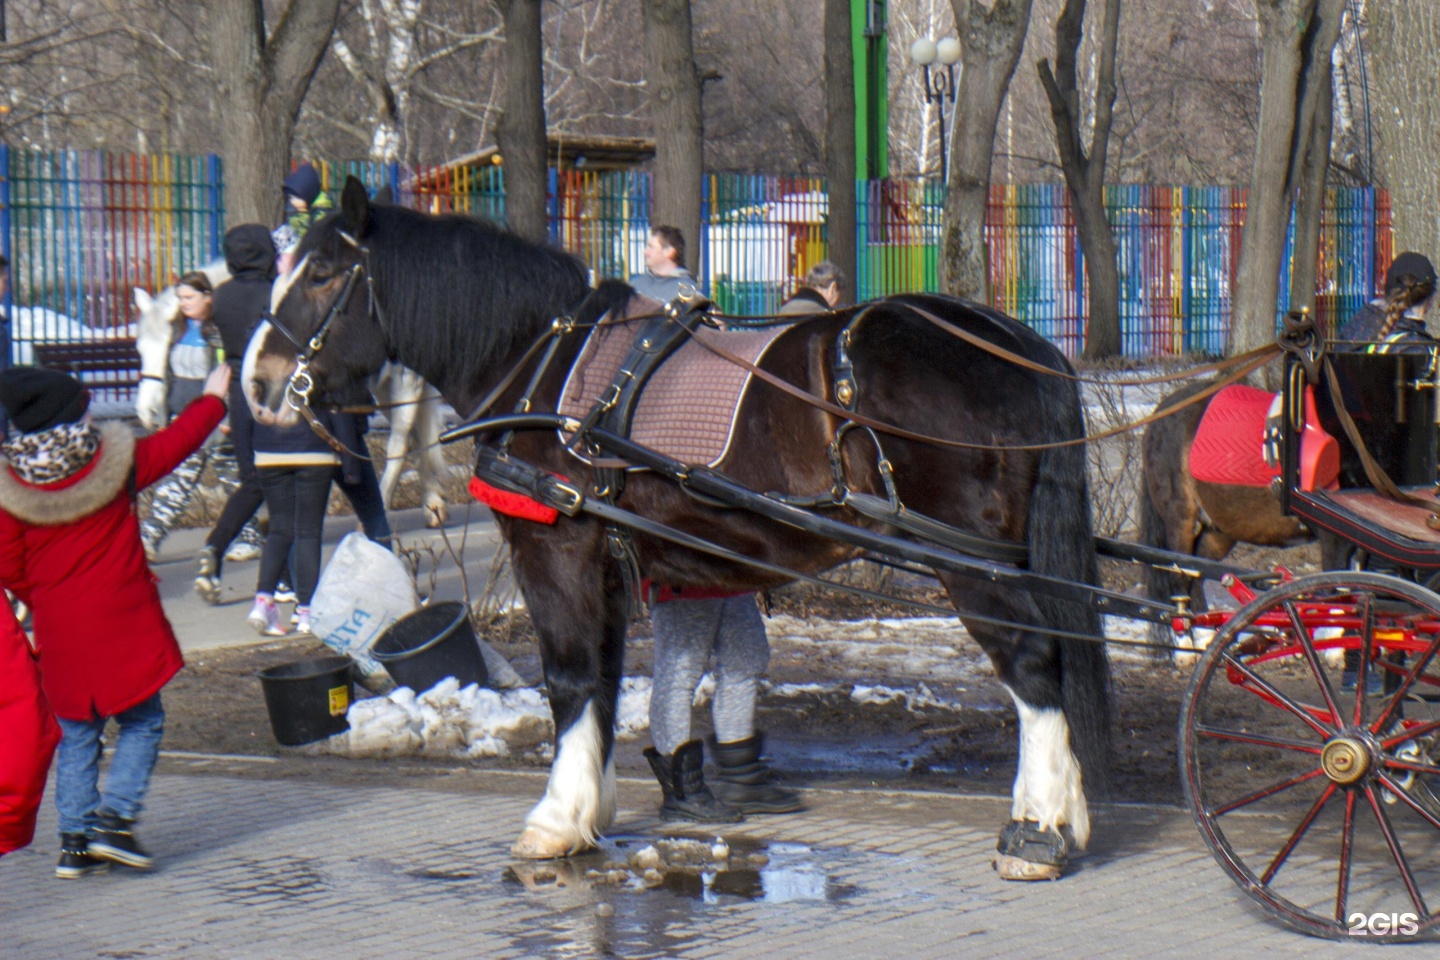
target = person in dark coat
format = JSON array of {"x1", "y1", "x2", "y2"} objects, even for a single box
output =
[
  {"x1": 0, "y1": 364, "x2": 229, "y2": 877},
  {"x1": 0, "y1": 602, "x2": 59, "y2": 858},
  {"x1": 195, "y1": 225, "x2": 278, "y2": 602},
  {"x1": 1337, "y1": 251, "x2": 1437, "y2": 349},
  {"x1": 778, "y1": 261, "x2": 845, "y2": 316}
]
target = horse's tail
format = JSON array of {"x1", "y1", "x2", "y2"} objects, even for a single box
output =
[
  {"x1": 1137, "y1": 453, "x2": 1182, "y2": 661},
  {"x1": 1029, "y1": 378, "x2": 1113, "y2": 793}
]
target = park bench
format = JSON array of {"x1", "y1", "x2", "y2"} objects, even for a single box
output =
[{"x1": 32, "y1": 338, "x2": 140, "y2": 389}]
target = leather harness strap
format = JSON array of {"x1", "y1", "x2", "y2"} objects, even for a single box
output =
[{"x1": 682, "y1": 311, "x2": 1280, "y2": 453}]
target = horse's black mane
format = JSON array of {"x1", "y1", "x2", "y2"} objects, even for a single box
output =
[{"x1": 306, "y1": 203, "x2": 591, "y2": 384}]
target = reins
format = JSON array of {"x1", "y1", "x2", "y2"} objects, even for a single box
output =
[{"x1": 680, "y1": 304, "x2": 1282, "y2": 453}]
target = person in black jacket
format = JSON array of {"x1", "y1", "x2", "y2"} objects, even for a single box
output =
[
  {"x1": 194, "y1": 224, "x2": 278, "y2": 602},
  {"x1": 1337, "y1": 251, "x2": 1437, "y2": 349}
]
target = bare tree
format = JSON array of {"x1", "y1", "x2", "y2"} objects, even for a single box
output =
[
  {"x1": 328, "y1": 0, "x2": 502, "y2": 162},
  {"x1": 1038, "y1": 0, "x2": 1121, "y2": 358},
  {"x1": 642, "y1": 0, "x2": 703, "y2": 272},
  {"x1": 939, "y1": 0, "x2": 1035, "y2": 300},
  {"x1": 496, "y1": 0, "x2": 547, "y2": 242},
  {"x1": 825, "y1": 0, "x2": 857, "y2": 294},
  {"x1": 1231, "y1": 0, "x2": 1344, "y2": 356},
  {"x1": 1286, "y1": 0, "x2": 1344, "y2": 323},
  {"x1": 1370, "y1": 3, "x2": 1440, "y2": 256},
  {"x1": 212, "y1": 0, "x2": 342, "y2": 225}
]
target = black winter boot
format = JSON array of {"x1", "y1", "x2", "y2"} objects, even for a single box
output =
[
  {"x1": 55, "y1": 834, "x2": 109, "y2": 879},
  {"x1": 644, "y1": 740, "x2": 742, "y2": 823},
  {"x1": 89, "y1": 811, "x2": 154, "y2": 869},
  {"x1": 710, "y1": 732, "x2": 805, "y2": 815}
]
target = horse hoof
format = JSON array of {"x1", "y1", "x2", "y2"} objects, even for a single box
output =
[
  {"x1": 511, "y1": 826, "x2": 589, "y2": 860},
  {"x1": 994, "y1": 855, "x2": 1063, "y2": 881},
  {"x1": 425, "y1": 505, "x2": 448, "y2": 529}
]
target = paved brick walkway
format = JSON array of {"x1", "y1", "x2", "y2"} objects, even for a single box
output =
[{"x1": 1, "y1": 756, "x2": 1426, "y2": 958}]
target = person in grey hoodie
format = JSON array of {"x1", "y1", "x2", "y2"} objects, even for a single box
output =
[{"x1": 628, "y1": 226, "x2": 701, "y2": 303}]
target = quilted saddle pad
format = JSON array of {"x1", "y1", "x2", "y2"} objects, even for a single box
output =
[
  {"x1": 558, "y1": 309, "x2": 789, "y2": 472},
  {"x1": 1189, "y1": 383, "x2": 1278, "y2": 488},
  {"x1": 558, "y1": 312, "x2": 790, "y2": 468}
]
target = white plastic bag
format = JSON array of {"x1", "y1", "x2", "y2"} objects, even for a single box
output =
[{"x1": 310, "y1": 532, "x2": 419, "y2": 677}]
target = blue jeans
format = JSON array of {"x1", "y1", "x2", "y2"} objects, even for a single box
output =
[{"x1": 54, "y1": 693, "x2": 165, "y2": 837}]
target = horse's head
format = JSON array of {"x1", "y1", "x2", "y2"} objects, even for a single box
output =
[{"x1": 246, "y1": 177, "x2": 391, "y2": 427}]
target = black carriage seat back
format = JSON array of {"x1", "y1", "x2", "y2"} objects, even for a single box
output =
[{"x1": 1289, "y1": 345, "x2": 1440, "y2": 570}]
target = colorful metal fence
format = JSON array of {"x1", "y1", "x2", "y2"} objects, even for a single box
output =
[
  {"x1": 0, "y1": 148, "x2": 224, "y2": 385},
  {"x1": 0, "y1": 147, "x2": 1396, "y2": 388}
]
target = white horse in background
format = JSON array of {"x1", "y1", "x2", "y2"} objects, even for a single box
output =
[{"x1": 133, "y1": 262, "x2": 450, "y2": 526}]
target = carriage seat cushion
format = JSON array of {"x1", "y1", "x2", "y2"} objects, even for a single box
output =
[
  {"x1": 1189, "y1": 383, "x2": 1339, "y2": 491},
  {"x1": 558, "y1": 298, "x2": 790, "y2": 468}
]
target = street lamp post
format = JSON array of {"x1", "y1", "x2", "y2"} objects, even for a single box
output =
[{"x1": 908, "y1": 36, "x2": 961, "y2": 182}]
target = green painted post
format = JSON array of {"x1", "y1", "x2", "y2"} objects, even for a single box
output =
[{"x1": 853, "y1": 0, "x2": 887, "y2": 180}]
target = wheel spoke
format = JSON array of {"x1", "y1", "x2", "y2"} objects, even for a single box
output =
[
  {"x1": 1285, "y1": 599, "x2": 1343, "y2": 729},
  {"x1": 1363, "y1": 784, "x2": 1431, "y2": 918},
  {"x1": 1195, "y1": 725, "x2": 1324, "y2": 755},
  {"x1": 1210, "y1": 767, "x2": 1326, "y2": 817},
  {"x1": 1354, "y1": 595, "x2": 1375, "y2": 728},
  {"x1": 1382, "y1": 718, "x2": 1440, "y2": 750},
  {"x1": 1383, "y1": 757, "x2": 1440, "y2": 779},
  {"x1": 1336, "y1": 789, "x2": 1357, "y2": 923},
  {"x1": 1372, "y1": 630, "x2": 1440, "y2": 735},
  {"x1": 1220, "y1": 652, "x2": 1335, "y2": 738},
  {"x1": 1375, "y1": 771, "x2": 1440, "y2": 833},
  {"x1": 1261, "y1": 782, "x2": 1336, "y2": 885}
]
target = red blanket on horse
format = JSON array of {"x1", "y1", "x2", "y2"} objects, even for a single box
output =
[{"x1": 1189, "y1": 384, "x2": 1338, "y2": 491}]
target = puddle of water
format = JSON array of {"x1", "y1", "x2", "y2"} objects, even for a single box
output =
[{"x1": 503, "y1": 835, "x2": 854, "y2": 905}]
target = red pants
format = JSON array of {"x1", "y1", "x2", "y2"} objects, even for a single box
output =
[{"x1": 0, "y1": 605, "x2": 59, "y2": 855}]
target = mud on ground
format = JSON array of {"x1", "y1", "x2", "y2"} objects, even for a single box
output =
[{"x1": 161, "y1": 538, "x2": 1321, "y2": 807}]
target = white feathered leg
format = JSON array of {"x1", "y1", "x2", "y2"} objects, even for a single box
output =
[
  {"x1": 512, "y1": 701, "x2": 615, "y2": 859},
  {"x1": 1008, "y1": 693, "x2": 1089, "y2": 848}
]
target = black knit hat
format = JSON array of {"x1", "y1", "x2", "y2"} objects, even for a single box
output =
[
  {"x1": 0, "y1": 367, "x2": 90, "y2": 433},
  {"x1": 1385, "y1": 251, "x2": 1437, "y2": 293}
]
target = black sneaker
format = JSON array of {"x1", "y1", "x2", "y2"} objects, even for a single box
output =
[
  {"x1": 89, "y1": 812, "x2": 154, "y2": 870},
  {"x1": 56, "y1": 834, "x2": 110, "y2": 879}
]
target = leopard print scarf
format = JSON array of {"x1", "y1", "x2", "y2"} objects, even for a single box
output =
[{"x1": 2, "y1": 420, "x2": 102, "y2": 485}]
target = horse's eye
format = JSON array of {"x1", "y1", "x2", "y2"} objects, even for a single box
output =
[{"x1": 309, "y1": 268, "x2": 335, "y2": 286}]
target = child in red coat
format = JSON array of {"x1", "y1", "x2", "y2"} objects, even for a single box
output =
[{"x1": 0, "y1": 363, "x2": 229, "y2": 877}]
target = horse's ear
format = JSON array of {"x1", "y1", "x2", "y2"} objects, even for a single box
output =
[
  {"x1": 372, "y1": 185, "x2": 394, "y2": 205},
  {"x1": 341, "y1": 176, "x2": 372, "y2": 237},
  {"x1": 133, "y1": 288, "x2": 154, "y2": 313}
]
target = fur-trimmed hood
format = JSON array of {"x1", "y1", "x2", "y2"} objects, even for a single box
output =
[{"x1": 0, "y1": 421, "x2": 135, "y2": 526}]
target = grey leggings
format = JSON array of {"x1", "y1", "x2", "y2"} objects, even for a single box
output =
[{"x1": 649, "y1": 594, "x2": 770, "y2": 755}]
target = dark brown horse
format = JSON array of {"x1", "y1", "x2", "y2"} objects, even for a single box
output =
[
  {"x1": 1140, "y1": 356, "x2": 1429, "y2": 651},
  {"x1": 245, "y1": 177, "x2": 1111, "y2": 880},
  {"x1": 1139, "y1": 380, "x2": 1310, "y2": 649}
]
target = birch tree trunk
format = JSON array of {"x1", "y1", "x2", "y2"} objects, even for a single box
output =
[
  {"x1": 212, "y1": 0, "x2": 343, "y2": 226},
  {"x1": 824, "y1": 0, "x2": 857, "y2": 298},
  {"x1": 940, "y1": 0, "x2": 1035, "y2": 302},
  {"x1": 642, "y1": 0, "x2": 704, "y2": 274},
  {"x1": 496, "y1": 0, "x2": 548, "y2": 243}
]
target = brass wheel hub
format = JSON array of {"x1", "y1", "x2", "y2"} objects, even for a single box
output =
[{"x1": 1321, "y1": 737, "x2": 1371, "y2": 785}]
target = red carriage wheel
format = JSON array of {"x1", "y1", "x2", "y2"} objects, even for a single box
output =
[{"x1": 1180, "y1": 572, "x2": 1440, "y2": 941}]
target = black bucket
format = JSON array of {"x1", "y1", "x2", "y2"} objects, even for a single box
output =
[
  {"x1": 257, "y1": 656, "x2": 354, "y2": 746},
  {"x1": 372, "y1": 601, "x2": 488, "y2": 694}
]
